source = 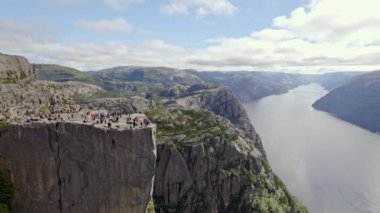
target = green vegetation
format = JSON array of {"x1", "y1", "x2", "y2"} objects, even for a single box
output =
[
  {"x1": 0, "y1": 121, "x2": 9, "y2": 130},
  {"x1": 74, "y1": 90, "x2": 128, "y2": 103},
  {"x1": 147, "y1": 107, "x2": 308, "y2": 213},
  {"x1": 272, "y1": 175, "x2": 308, "y2": 213},
  {"x1": 34, "y1": 64, "x2": 97, "y2": 84},
  {"x1": 261, "y1": 159, "x2": 271, "y2": 174},
  {"x1": 250, "y1": 174, "x2": 308, "y2": 213},
  {"x1": 19, "y1": 72, "x2": 27, "y2": 80},
  {"x1": 39, "y1": 105, "x2": 50, "y2": 113},
  {"x1": 293, "y1": 198, "x2": 309, "y2": 213},
  {"x1": 1, "y1": 77, "x2": 17, "y2": 84},
  {"x1": 0, "y1": 203, "x2": 9, "y2": 213},
  {"x1": 240, "y1": 167, "x2": 258, "y2": 183},
  {"x1": 153, "y1": 195, "x2": 186, "y2": 213},
  {"x1": 0, "y1": 168, "x2": 13, "y2": 213},
  {"x1": 235, "y1": 165, "x2": 308, "y2": 213},
  {"x1": 95, "y1": 66, "x2": 201, "y2": 85},
  {"x1": 146, "y1": 107, "x2": 234, "y2": 149},
  {"x1": 251, "y1": 189, "x2": 290, "y2": 213},
  {"x1": 146, "y1": 201, "x2": 155, "y2": 213}
]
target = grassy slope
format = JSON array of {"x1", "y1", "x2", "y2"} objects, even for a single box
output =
[{"x1": 34, "y1": 64, "x2": 97, "y2": 85}]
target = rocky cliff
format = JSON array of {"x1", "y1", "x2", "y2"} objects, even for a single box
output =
[
  {"x1": 145, "y1": 84, "x2": 306, "y2": 212},
  {"x1": 0, "y1": 122, "x2": 156, "y2": 213},
  {"x1": 174, "y1": 86, "x2": 265, "y2": 154},
  {"x1": 0, "y1": 53, "x2": 102, "y2": 121},
  {"x1": 187, "y1": 70, "x2": 308, "y2": 102},
  {"x1": 0, "y1": 53, "x2": 36, "y2": 83},
  {"x1": 0, "y1": 53, "x2": 307, "y2": 212},
  {"x1": 313, "y1": 71, "x2": 380, "y2": 133},
  {"x1": 147, "y1": 108, "x2": 306, "y2": 213},
  {"x1": 80, "y1": 78, "x2": 307, "y2": 212}
]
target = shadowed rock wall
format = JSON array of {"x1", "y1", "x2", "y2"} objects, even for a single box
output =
[
  {"x1": 0, "y1": 122, "x2": 156, "y2": 213},
  {"x1": 0, "y1": 53, "x2": 37, "y2": 82}
]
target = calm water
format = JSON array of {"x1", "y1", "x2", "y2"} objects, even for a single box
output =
[{"x1": 244, "y1": 84, "x2": 380, "y2": 213}]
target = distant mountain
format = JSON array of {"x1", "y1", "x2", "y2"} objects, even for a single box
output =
[
  {"x1": 0, "y1": 53, "x2": 307, "y2": 213},
  {"x1": 187, "y1": 71, "x2": 309, "y2": 102},
  {"x1": 93, "y1": 66, "x2": 203, "y2": 88},
  {"x1": 34, "y1": 64, "x2": 97, "y2": 84},
  {"x1": 313, "y1": 71, "x2": 380, "y2": 133},
  {"x1": 34, "y1": 65, "x2": 205, "y2": 100},
  {"x1": 306, "y1": 72, "x2": 363, "y2": 91}
]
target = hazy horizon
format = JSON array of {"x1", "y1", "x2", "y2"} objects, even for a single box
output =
[{"x1": 1, "y1": 0, "x2": 380, "y2": 73}]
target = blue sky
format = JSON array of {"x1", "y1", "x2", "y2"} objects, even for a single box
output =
[
  {"x1": 1, "y1": 0, "x2": 304, "y2": 47},
  {"x1": 0, "y1": 0, "x2": 380, "y2": 73}
]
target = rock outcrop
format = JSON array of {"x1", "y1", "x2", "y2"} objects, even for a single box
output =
[
  {"x1": 174, "y1": 86, "x2": 265, "y2": 154},
  {"x1": 0, "y1": 53, "x2": 307, "y2": 213},
  {"x1": 187, "y1": 70, "x2": 308, "y2": 102},
  {"x1": 0, "y1": 53, "x2": 37, "y2": 83},
  {"x1": 0, "y1": 80, "x2": 102, "y2": 120},
  {"x1": 147, "y1": 108, "x2": 306, "y2": 213},
  {"x1": 0, "y1": 53, "x2": 102, "y2": 120},
  {"x1": 313, "y1": 71, "x2": 380, "y2": 133},
  {"x1": 0, "y1": 122, "x2": 156, "y2": 213},
  {"x1": 81, "y1": 96, "x2": 153, "y2": 114}
]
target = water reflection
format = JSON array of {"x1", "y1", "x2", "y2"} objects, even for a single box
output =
[{"x1": 244, "y1": 84, "x2": 380, "y2": 213}]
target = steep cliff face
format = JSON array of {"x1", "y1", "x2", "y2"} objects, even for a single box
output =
[
  {"x1": 147, "y1": 108, "x2": 306, "y2": 213},
  {"x1": 175, "y1": 86, "x2": 265, "y2": 154},
  {"x1": 0, "y1": 53, "x2": 102, "y2": 120},
  {"x1": 0, "y1": 53, "x2": 36, "y2": 83},
  {"x1": 313, "y1": 71, "x2": 380, "y2": 133},
  {"x1": 0, "y1": 53, "x2": 307, "y2": 212},
  {"x1": 0, "y1": 122, "x2": 156, "y2": 213}
]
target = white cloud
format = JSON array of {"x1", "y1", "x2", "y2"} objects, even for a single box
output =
[
  {"x1": 0, "y1": 20, "x2": 60, "y2": 43},
  {"x1": 2, "y1": 0, "x2": 380, "y2": 73},
  {"x1": 104, "y1": 0, "x2": 143, "y2": 11},
  {"x1": 0, "y1": 20, "x2": 188, "y2": 70},
  {"x1": 272, "y1": 0, "x2": 380, "y2": 45},
  {"x1": 186, "y1": 0, "x2": 380, "y2": 72},
  {"x1": 76, "y1": 17, "x2": 133, "y2": 34},
  {"x1": 161, "y1": 0, "x2": 237, "y2": 17}
]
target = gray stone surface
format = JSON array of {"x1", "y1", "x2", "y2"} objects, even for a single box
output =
[
  {"x1": 154, "y1": 140, "x2": 261, "y2": 213},
  {"x1": 148, "y1": 108, "x2": 272, "y2": 212},
  {"x1": 0, "y1": 53, "x2": 37, "y2": 82},
  {"x1": 175, "y1": 86, "x2": 265, "y2": 155},
  {"x1": 82, "y1": 96, "x2": 152, "y2": 114},
  {"x1": 0, "y1": 52, "x2": 102, "y2": 120},
  {"x1": 0, "y1": 122, "x2": 156, "y2": 213}
]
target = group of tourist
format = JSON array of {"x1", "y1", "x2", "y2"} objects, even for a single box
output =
[{"x1": 23, "y1": 109, "x2": 151, "y2": 130}]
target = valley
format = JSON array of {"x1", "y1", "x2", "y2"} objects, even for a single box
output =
[{"x1": 245, "y1": 84, "x2": 380, "y2": 213}]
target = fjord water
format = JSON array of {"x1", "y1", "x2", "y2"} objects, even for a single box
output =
[{"x1": 244, "y1": 84, "x2": 380, "y2": 213}]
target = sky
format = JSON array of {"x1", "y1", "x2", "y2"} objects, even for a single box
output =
[{"x1": 0, "y1": 0, "x2": 380, "y2": 73}]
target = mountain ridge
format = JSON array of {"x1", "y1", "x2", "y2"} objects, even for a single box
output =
[
  {"x1": 313, "y1": 71, "x2": 380, "y2": 133},
  {"x1": 0, "y1": 52, "x2": 308, "y2": 212}
]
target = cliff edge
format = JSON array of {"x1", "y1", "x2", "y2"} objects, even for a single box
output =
[
  {"x1": 0, "y1": 122, "x2": 156, "y2": 213},
  {"x1": 0, "y1": 53, "x2": 36, "y2": 83}
]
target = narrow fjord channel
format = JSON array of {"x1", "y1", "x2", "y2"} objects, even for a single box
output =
[{"x1": 244, "y1": 84, "x2": 380, "y2": 213}]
